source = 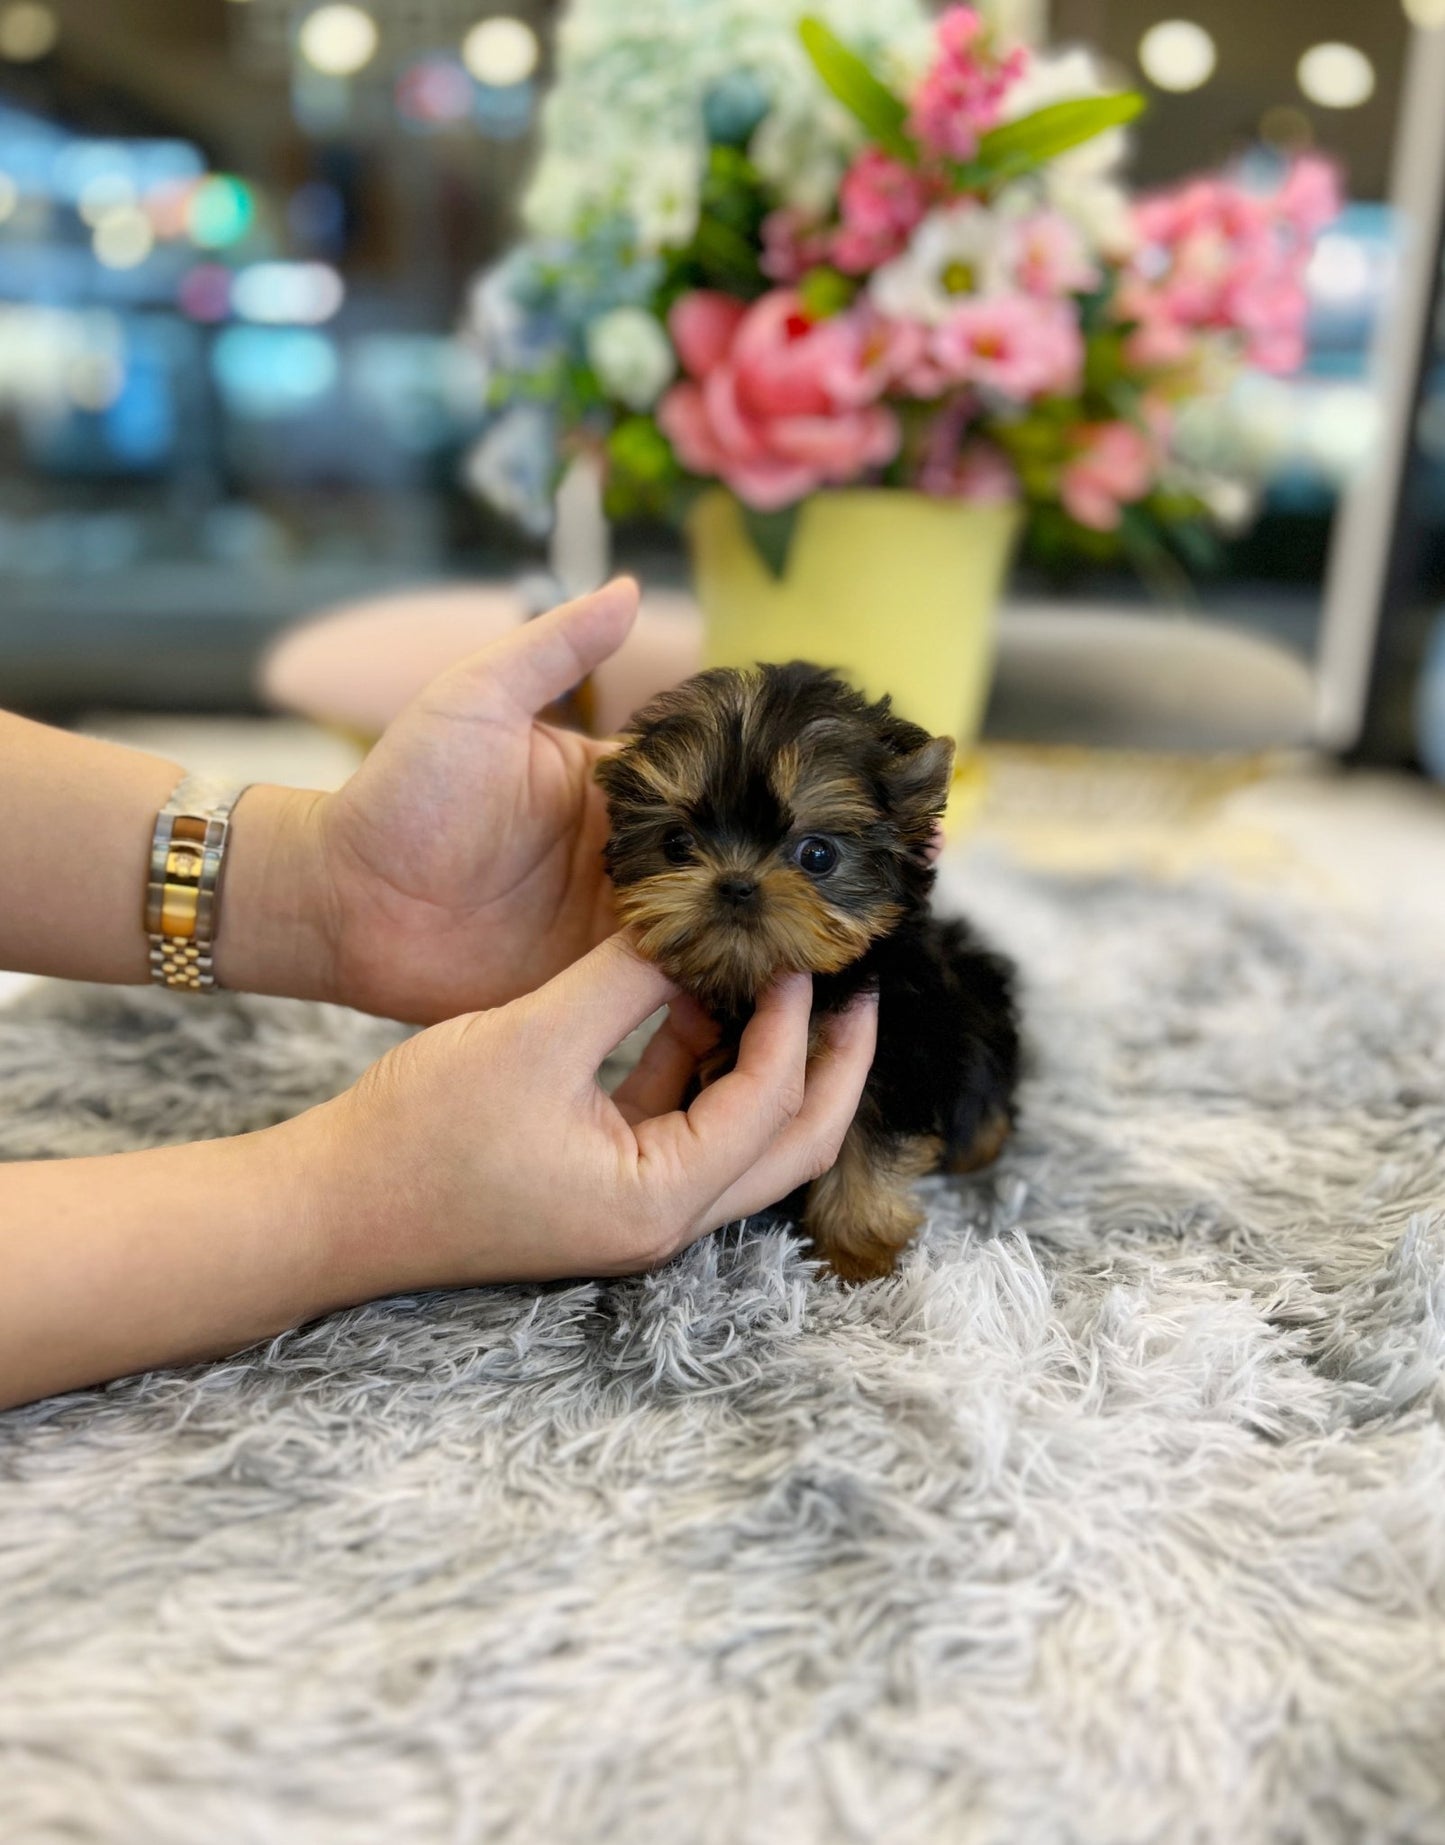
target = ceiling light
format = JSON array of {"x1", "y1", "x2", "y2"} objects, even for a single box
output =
[
  {"x1": 461, "y1": 16, "x2": 539, "y2": 87},
  {"x1": 298, "y1": 4, "x2": 378, "y2": 78},
  {"x1": 1137, "y1": 20, "x2": 1217, "y2": 92},
  {"x1": 1297, "y1": 42, "x2": 1375, "y2": 109},
  {"x1": 0, "y1": 2, "x2": 58, "y2": 61}
]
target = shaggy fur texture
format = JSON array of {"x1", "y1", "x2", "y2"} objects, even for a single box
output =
[
  {"x1": 596, "y1": 663, "x2": 1021, "y2": 1279},
  {"x1": 2, "y1": 857, "x2": 1444, "y2": 1845}
]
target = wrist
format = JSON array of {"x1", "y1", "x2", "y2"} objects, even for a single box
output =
[
  {"x1": 214, "y1": 784, "x2": 341, "y2": 1004},
  {"x1": 282, "y1": 1068, "x2": 441, "y2": 1305}
]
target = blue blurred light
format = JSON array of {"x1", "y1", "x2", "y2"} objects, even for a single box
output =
[
  {"x1": 473, "y1": 79, "x2": 533, "y2": 140},
  {"x1": 287, "y1": 179, "x2": 345, "y2": 254},
  {"x1": 103, "y1": 350, "x2": 174, "y2": 465},
  {"x1": 212, "y1": 325, "x2": 339, "y2": 417}
]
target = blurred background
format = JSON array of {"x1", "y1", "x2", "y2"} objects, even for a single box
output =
[{"x1": 1, "y1": 0, "x2": 1444, "y2": 798}]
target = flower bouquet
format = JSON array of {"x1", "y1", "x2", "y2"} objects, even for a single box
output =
[{"x1": 467, "y1": 1, "x2": 1341, "y2": 739}]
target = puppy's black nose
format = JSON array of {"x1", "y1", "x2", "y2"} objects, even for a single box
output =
[{"x1": 716, "y1": 877, "x2": 758, "y2": 906}]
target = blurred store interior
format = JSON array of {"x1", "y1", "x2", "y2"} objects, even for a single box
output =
[{"x1": 0, "y1": 0, "x2": 1443, "y2": 766}]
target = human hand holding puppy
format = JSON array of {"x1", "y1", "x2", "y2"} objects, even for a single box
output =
[
  {"x1": 221, "y1": 578, "x2": 646, "y2": 1022},
  {"x1": 0, "y1": 585, "x2": 879, "y2": 1407}
]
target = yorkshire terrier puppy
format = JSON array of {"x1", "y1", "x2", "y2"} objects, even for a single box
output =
[{"x1": 595, "y1": 662, "x2": 1021, "y2": 1281}]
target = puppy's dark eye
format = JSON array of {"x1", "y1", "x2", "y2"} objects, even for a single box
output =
[
  {"x1": 662, "y1": 827, "x2": 696, "y2": 866},
  {"x1": 794, "y1": 836, "x2": 838, "y2": 877}
]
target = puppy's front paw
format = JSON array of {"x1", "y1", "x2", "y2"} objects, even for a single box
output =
[{"x1": 803, "y1": 1124, "x2": 939, "y2": 1282}]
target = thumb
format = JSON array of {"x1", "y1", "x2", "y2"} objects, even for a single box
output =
[
  {"x1": 450, "y1": 577, "x2": 640, "y2": 721},
  {"x1": 514, "y1": 930, "x2": 678, "y2": 1078}
]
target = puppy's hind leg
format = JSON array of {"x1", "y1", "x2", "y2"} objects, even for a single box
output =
[{"x1": 804, "y1": 1116, "x2": 941, "y2": 1283}]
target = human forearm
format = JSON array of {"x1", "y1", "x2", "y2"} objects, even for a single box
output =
[
  {"x1": 0, "y1": 1108, "x2": 354, "y2": 1409},
  {"x1": 0, "y1": 712, "x2": 336, "y2": 1002}
]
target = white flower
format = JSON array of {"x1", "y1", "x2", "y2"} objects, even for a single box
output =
[
  {"x1": 1002, "y1": 48, "x2": 1136, "y2": 258},
  {"x1": 870, "y1": 204, "x2": 1010, "y2": 325},
  {"x1": 463, "y1": 404, "x2": 557, "y2": 536},
  {"x1": 586, "y1": 306, "x2": 675, "y2": 410},
  {"x1": 523, "y1": 0, "x2": 930, "y2": 236},
  {"x1": 750, "y1": 96, "x2": 856, "y2": 217},
  {"x1": 628, "y1": 146, "x2": 702, "y2": 251}
]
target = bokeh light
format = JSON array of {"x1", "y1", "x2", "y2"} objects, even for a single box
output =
[
  {"x1": 297, "y1": 4, "x2": 378, "y2": 78},
  {"x1": 187, "y1": 176, "x2": 255, "y2": 249},
  {"x1": 1297, "y1": 43, "x2": 1375, "y2": 110},
  {"x1": 78, "y1": 173, "x2": 138, "y2": 227},
  {"x1": 474, "y1": 80, "x2": 534, "y2": 139},
  {"x1": 177, "y1": 264, "x2": 234, "y2": 323},
  {"x1": 93, "y1": 207, "x2": 155, "y2": 270},
  {"x1": 1137, "y1": 21, "x2": 1217, "y2": 93},
  {"x1": 287, "y1": 180, "x2": 346, "y2": 253},
  {"x1": 396, "y1": 57, "x2": 476, "y2": 126},
  {"x1": 232, "y1": 262, "x2": 345, "y2": 325},
  {"x1": 461, "y1": 16, "x2": 538, "y2": 86},
  {"x1": 146, "y1": 180, "x2": 199, "y2": 241},
  {"x1": 212, "y1": 326, "x2": 340, "y2": 417},
  {"x1": 0, "y1": 171, "x2": 17, "y2": 222},
  {"x1": 0, "y1": 2, "x2": 58, "y2": 62},
  {"x1": 1403, "y1": 0, "x2": 1445, "y2": 26},
  {"x1": 67, "y1": 351, "x2": 125, "y2": 413}
]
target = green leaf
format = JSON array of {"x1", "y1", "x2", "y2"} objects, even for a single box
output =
[
  {"x1": 740, "y1": 501, "x2": 804, "y2": 580},
  {"x1": 691, "y1": 216, "x2": 765, "y2": 294},
  {"x1": 798, "y1": 16, "x2": 913, "y2": 161},
  {"x1": 971, "y1": 92, "x2": 1145, "y2": 183},
  {"x1": 1119, "y1": 505, "x2": 1196, "y2": 603},
  {"x1": 798, "y1": 266, "x2": 858, "y2": 319}
]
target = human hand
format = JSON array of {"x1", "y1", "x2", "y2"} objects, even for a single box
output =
[
  {"x1": 320, "y1": 578, "x2": 645, "y2": 1021},
  {"x1": 302, "y1": 932, "x2": 879, "y2": 1290},
  {"x1": 220, "y1": 574, "x2": 947, "y2": 1021},
  {"x1": 223, "y1": 580, "x2": 642, "y2": 1023}
]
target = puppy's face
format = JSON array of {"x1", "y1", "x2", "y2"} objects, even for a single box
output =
[{"x1": 595, "y1": 663, "x2": 953, "y2": 1011}]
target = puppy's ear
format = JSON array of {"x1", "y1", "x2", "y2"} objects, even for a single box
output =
[{"x1": 884, "y1": 735, "x2": 955, "y2": 823}]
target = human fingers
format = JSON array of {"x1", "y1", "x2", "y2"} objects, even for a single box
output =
[
  {"x1": 466, "y1": 576, "x2": 640, "y2": 720},
  {"x1": 703, "y1": 989, "x2": 878, "y2": 1229},
  {"x1": 632, "y1": 972, "x2": 813, "y2": 1215},
  {"x1": 515, "y1": 930, "x2": 678, "y2": 1076},
  {"x1": 611, "y1": 994, "x2": 720, "y2": 1124}
]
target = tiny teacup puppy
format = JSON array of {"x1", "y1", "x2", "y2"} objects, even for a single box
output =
[{"x1": 595, "y1": 661, "x2": 1021, "y2": 1281}]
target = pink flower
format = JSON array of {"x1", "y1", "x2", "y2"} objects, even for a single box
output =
[
  {"x1": 832, "y1": 150, "x2": 934, "y2": 275},
  {"x1": 1116, "y1": 277, "x2": 1197, "y2": 369},
  {"x1": 1061, "y1": 422, "x2": 1155, "y2": 531},
  {"x1": 657, "y1": 289, "x2": 901, "y2": 511},
  {"x1": 1123, "y1": 156, "x2": 1338, "y2": 376},
  {"x1": 760, "y1": 208, "x2": 832, "y2": 284},
  {"x1": 1004, "y1": 210, "x2": 1101, "y2": 297},
  {"x1": 1277, "y1": 154, "x2": 1343, "y2": 235},
  {"x1": 931, "y1": 295, "x2": 1083, "y2": 400},
  {"x1": 907, "y1": 6, "x2": 1028, "y2": 164}
]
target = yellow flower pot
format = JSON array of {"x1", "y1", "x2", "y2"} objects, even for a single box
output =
[{"x1": 689, "y1": 488, "x2": 1021, "y2": 752}]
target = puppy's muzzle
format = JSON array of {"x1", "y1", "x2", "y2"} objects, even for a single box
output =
[{"x1": 715, "y1": 876, "x2": 759, "y2": 908}]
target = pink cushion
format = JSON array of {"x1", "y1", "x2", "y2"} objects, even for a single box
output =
[{"x1": 258, "y1": 582, "x2": 703, "y2": 738}]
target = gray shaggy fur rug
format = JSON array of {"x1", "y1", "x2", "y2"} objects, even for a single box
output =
[{"x1": 2, "y1": 855, "x2": 1444, "y2": 1845}]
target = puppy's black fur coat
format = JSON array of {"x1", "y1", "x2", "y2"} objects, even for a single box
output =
[{"x1": 597, "y1": 661, "x2": 1020, "y2": 1278}]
